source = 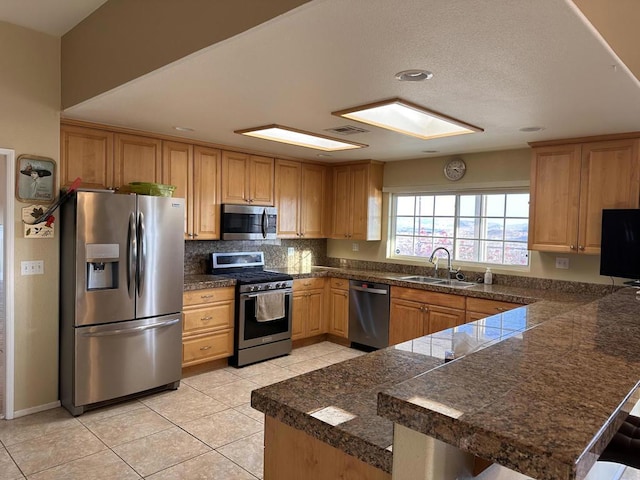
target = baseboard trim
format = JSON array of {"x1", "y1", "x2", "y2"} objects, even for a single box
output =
[{"x1": 13, "y1": 400, "x2": 61, "y2": 418}]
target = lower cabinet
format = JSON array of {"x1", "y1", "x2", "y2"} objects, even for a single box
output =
[
  {"x1": 328, "y1": 278, "x2": 349, "y2": 338},
  {"x1": 389, "y1": 287, "x2": 465, "y2": 344},
  {"x1": 182, "y1": 287, "x2": 235, "y2": 367},
  {"x1": 292, "y1": 278, "x2": 326, "y2": 340}
]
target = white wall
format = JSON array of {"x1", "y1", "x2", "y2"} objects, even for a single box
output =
[{"x1": 0, "y1": 21, "x2": 60, "y2": 412}]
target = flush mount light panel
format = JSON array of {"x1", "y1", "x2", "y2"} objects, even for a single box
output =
[
  {"x1": 332, "y1": 98, "x2": 483, "y2": 140},
  {"x1": 235, "y1": 124, "x2": 367, "y2": 151}
]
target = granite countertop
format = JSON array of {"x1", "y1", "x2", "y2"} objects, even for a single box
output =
[
  {"x1": 378, "y1": 287, "x2": 640, "y2": 480},
  {"x1": 250, "y1": 276, "x2": 613, "y2": 477}
]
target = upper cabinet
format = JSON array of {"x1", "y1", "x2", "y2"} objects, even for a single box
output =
[
  {"x1": 60, "y1": 125, "x2": 162, "y2": 189},
  {"x1": 114, "y1": 133, "x2": 162, "y2": 188},
  {"x1": 60, "y1": 125, "x2": 114, "y2": 188},
  {"x1": 529, "y1": 137, "x2": 640, "y2": 254},
  {"x1": 162, "y1": 142, "x2": 221, "y2": 240},
  {"x1": 221, "y1": 151, "x2": 274, "y2": 206},
  {"x1": 330, "y1": 162, "x2": 383, "y2": 241},
  {"x1": 275, "y1": 159, "x2": 327, "y2": 238}
]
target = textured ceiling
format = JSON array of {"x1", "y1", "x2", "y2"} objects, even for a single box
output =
[{"x1": 8, "y1": 0, "x2": 640, "y2": 163}]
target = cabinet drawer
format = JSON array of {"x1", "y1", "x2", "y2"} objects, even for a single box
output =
[
  {"x1": 183, "y1": 287, "x2": 235, "y2": 307},
  {"x1": 330, "y1": 278, "x2": 349, "y2": 290},
  {"x1": 294, "y1": 277, "x2": 325, "y2": 290},
  {"x1": 466, "y1": 297, "x2": 523, "y2": 315},
  {"x1": 182, "y1": 330, "x2": 233, "y2": 366},
  {"x1": 183, "y1": 302, "x2": 234, "y2": 334},
  {"x1": 391, "y1": 286, "x2": 465, "y2": 309}
]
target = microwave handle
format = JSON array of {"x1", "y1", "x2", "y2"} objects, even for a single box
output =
[{"x1": 262, "y1": 208, "x2": 268, "y2": 238}]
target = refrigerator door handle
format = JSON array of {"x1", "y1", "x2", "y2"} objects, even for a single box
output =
[
  {"x1": 137, "y1": 212, "x2": 146, "y2": 297},
  {"x1": 81, "y1": 318, "x2": 180, "y2": 337},
  {"x1": 127, "y1": 212, "x2": 137, "y2": 296}
]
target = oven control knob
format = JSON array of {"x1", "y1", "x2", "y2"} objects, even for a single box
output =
[
  {"x1": 277, "y1": 282, "x2": 284, "y2": 288},
  {"x1": 250, "y1": 285, "x2": 257, "y2": 292}
]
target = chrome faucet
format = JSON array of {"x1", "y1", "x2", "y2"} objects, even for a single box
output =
[{"x1": 429, "y1": 247, "x2": 455, "y2": 279}]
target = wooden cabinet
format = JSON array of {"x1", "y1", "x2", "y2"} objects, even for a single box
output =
[
  {"x1": 328, "y1": 278, "x2": 349, "y2": 338},
  {"x1": 182, "y1": 287, "x2": 235, "y2": 367},
  {"x1": 275, "y1": 159, "x2": 327, "y2": 238},
  {"x1": 292, "y1": 278, "x2": 326, "y2": 340},
  {"x1": 389, "y1": 287, "x2": 465, "y2": 344},
  {"x1": 529, "y1": 138, "x2": 640, "y2": 254},
  {"x1": 60, "y1": 125, "x2": 114, "y2": 188},
  {"x1": 114, "y1": 133, "x2": 162, "y2": 188},
  {"x1": 221, "y1": 151, "x2": 274, "y2": 205},
  {"x1": 465, "y1": 297, "x2": 524, "y2": 323},
  {"x1": 163, "y1": 142, "x2": 221, "y2": 240},
  {"x1": 330, "y1": 162, "x2": 383, "y2": 240}
]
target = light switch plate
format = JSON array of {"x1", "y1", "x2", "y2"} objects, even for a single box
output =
[
  {"x1": 555, "y1": 257, "x2": 569, "y2": 269},
  {"x1": 21, "y1": 260, "x2": 44, "y2": 275}
]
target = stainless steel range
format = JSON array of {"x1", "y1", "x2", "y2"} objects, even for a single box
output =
[{"x1": 211, "y1": 252, "x2": 293, "y2": 367}]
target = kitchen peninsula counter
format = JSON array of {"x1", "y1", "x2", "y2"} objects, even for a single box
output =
[{"x1": 250, "y1": 278, "x2": 628, "y2": 479}]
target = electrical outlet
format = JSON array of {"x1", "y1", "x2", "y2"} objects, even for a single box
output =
[
  {"x1": 21, "y1": 260, "x2": 44, "y2": 275},
  {"x1": 555, "y1": 257, "x2": 569, "y2": 269},
  {"x1": 287, "y1": 247, "x2": 295, "y2": 257},
  {"x1": 352, "y1": 243, "x2": 359, "y2": 252}
]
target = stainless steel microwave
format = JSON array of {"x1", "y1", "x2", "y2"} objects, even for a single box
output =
[{"x1": 221, "y1": 204, "x2": 277, "y2": 240}]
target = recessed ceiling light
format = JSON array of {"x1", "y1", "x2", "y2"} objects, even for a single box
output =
[
  {"x1": 333, "y1": 98, "x2": 482, "y2": 141},
  {"x1": 395, "y1": 70, "x2": 433, "y2": 82},
  {"x1": 173, "y1": 126, "x2": 194, "y2": 132},
  {"x1": 235, "y1": 125, "x2": 367, "y2": 151},
  {"x1": 519, "y1": 126, "x2": 544, "y2": 132}
]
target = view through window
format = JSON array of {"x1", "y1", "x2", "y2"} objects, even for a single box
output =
[{"x1": 391, "y1": 192, "x2": 529, "y2": 266}]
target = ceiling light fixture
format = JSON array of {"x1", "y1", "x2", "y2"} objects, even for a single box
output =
[
  {"x1": 395, "y1": 70, "x2": 433, "y2": 82},
  {"x1": 173, "y1": 126, "x2": 194, "y2": 132},
  {"x1": 333, "y1": 98, "x2": 482, "y2": 141},
  {"x1": 519, "y1": 126, "x2": 545, "y2": 132},
  {"x1": 235, "y1": 125, "x2": 367, "y2": 151}
]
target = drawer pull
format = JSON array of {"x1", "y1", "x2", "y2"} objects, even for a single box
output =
[
  {"x1": 201, "y1": 316, "x2": 213, "y2": 321},
  {"x1": 496, "y1": 307, "x2": 507, "y2": 312},
  {"x1": 200, "y1": 345, "x2": 212, "y2": 351},
  {"x1": 200, "y1": 294, "x2": 214, "y2": 299}
]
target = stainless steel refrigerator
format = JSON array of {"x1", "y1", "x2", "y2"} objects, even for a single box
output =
[{"x1": 60, "y1": 191, "x2": 184, "y2": 415}]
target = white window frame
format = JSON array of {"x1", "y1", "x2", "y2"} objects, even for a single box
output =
[{"x1": 387, "y1": 189, "x2": 531, "y2": 270}]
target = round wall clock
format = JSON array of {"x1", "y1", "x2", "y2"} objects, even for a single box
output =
[{"x1": 443, "y1": 158, "x2": 466, "y2": 181}]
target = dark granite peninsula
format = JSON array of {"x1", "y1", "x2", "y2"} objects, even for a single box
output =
[
  {"x1": 378, "y1": 288, "x2": 640, "y2": 480},
  {"x1": 251, "y1": 279, "x2": 638, "y2": 480}
]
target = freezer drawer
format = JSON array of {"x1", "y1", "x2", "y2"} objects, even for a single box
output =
[{"x1": 74, "y1": 314, "x2": 182, "y2": 408}]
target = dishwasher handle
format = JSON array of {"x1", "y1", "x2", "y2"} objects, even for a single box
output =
[{"x1": 350, "y1": 285, "x2": 388, "y2": 295}]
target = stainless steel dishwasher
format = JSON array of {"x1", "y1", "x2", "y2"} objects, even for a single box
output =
[{"x1": 349, "y1": 280, "x2": 390, "y2": 349}]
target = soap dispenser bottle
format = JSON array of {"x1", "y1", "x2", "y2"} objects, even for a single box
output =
[{"x1": 484, "y1": 267, "x2": 493, "y2": 285}]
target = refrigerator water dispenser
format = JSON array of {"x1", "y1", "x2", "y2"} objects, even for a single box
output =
[{"x1": 86, "y1": 243, "x2": 119, "y2": 290}]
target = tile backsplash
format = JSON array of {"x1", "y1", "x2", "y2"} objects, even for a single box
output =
[{"x1": 184, "y1": 238, "x2": 327, "y2": 274}]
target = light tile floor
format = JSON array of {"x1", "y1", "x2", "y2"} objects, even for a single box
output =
[{"x1": 0, "y1": 341, "x2": 363, "y2": 479}]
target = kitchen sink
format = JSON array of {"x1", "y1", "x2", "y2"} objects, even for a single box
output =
[
  {"x1": 400, "y1": 276, "x2": 445, "y2": 284},
  {"x1": 400, "y1": 276, "x2": 476, "y2": 288}
]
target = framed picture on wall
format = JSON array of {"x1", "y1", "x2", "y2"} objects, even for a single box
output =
[{"x1": 16, "y1": 154, "x2": 56, "y2": 203}]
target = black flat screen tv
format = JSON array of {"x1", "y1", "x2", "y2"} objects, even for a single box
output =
[{"x1": 600, "y1": 209, "x2": 640, "y2": 285}]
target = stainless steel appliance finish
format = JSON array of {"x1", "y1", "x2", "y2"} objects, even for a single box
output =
[
  {"x1": 221, "y1": 204, "x2": 277, "y2": 240},
  {"x1": 349, "y1": 280, "x2": 390, "y2": 349},
  {"x1": 211, "y1": 252, "x2": 293, "y2": 367},
  {"x1": 60, "y1": 191, "x2": 185, "y2": 415}
]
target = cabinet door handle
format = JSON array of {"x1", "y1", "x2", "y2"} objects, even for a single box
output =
[
  {"x1": 201, "y1": 316, "x2": 212, "y2": 321},
  {"x1": 578, "y1": 245, "x2": 585, "y2": 251},
  {"x1": 193, "y1": 233, "x2": 198, "y2": 238},
  {"x1": 495, "y1": 307, "x2": 506, "y2": 312},
  {"x1": 200, "y1": 345, "x2": 212, "y2": 351},
  {"x1": 570, "y1": 244, "x2": 576, "y2": 250}
]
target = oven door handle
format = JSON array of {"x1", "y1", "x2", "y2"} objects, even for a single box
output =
[{"x1": 241, "y1": 289, "x2": 293, "y2": 299}]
